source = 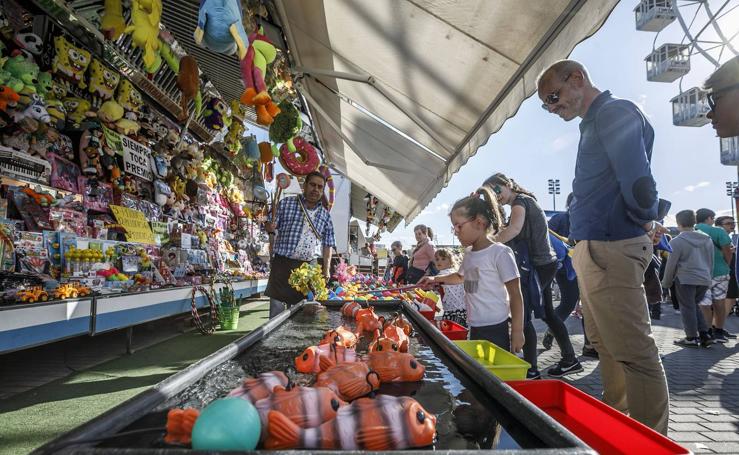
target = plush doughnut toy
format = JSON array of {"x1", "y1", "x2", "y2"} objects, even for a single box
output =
[
  {"x1": 279, "y1": 136, "x2": 319, "y2": 176},
  {"x1": 318, "y1": 164, "x2": 335, "y2": 211}
]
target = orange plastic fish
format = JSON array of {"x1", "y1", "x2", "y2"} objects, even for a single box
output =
[
  {"x1": 368, "y1": 351, "x2": 425, "y2": 382},
  {"x1": 295, "y1": 343, "x2": 359, "y2": 374},
  {"x1": 315, "y1": 362, "x2": 380, "y2": 401},
  {"x1": 376, "y1": 323, "x2": 409, "y2": 352},
  {"x1": 389, "y1": 313, "x2": 413, "y2": 336},
  {"x1": 319, "y1": 325, "x2": 358, "y2": 348},
  {"x1": 164, "y1": 408, "x2": 200, "y2": 444},
  {"x1": 255, "y1": 385, "x2": 347, "y2": 436},
  {"x1": 264, "y1": 394, "x2": 436, "y2": 450},
  {"x1": 368, "y1": 331, "x2": 399, "y2": 354},
  {"x1": 340, "y1": 301, "x2": 361, "y2": 318},
  {"x1": 354, "y1": 306, "x2": 382, "y2": 335},
  {"x1": 227, "y1": 371, "x2": 289, "y2": 404}
]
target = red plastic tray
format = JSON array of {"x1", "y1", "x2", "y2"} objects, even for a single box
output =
[
  {"x1": 434, "y1": 319, "x2": 469, "y2": 340},
  {"x1": 419, "y1": 310, "x2": 435, "y2": 321},
  {"x1": 507, "y1": 380, "x2": 690, "y2": 455}
]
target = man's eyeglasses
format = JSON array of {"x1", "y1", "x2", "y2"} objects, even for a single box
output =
[
  {"x1": 707, "y1": 83, "x2": 739, "y2": 111},
  {"x1": 541, "y1": 74, "x2": 572, "y2": 111}
]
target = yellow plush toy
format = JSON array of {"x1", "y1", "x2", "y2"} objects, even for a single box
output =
[
  {"x1": 63, "y1": 97, "x2": 92, "y2": 127},
  {"x1": 52, "y1": 36, "x2": 91, "y2": 89},
  {"x1": 100, "y1": 0, "x2": 126, "y2": 40},
  {"x1": 88, "y1": 59, "x2": 120, "y2": 100},
  {"x1": 117, "y1": 80, "x2": 143, "y2": 112},
  {"x1": 123, "y1": 0, "x2": 163, "y2": 74}
]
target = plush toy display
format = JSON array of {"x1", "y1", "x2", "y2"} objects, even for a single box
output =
[
  {"x1": 97, "y1": 99, "x2": 124, "y2": 123},
  {"x1": 35, "y1": 72, "x2": 53, "y2": 99},
  {"x1": 124, "y1": 0, "x2": 163, "y2": 74},
  {"x1": 52, "y1": 35, "x2": 91, "y2": 89},
  {"x1": 269, "y1": 100, "x2": 302, "y2": 151},
  {"x1": 0, "y1": 54, "x2": 40, "y2": 96},
  {"x1": 240, "y1": 25, "x2": 275, "y2": 107},
  {"x1": 193, "y1": 0, "x2": 249, "y2": 59},
  {"x1": 88, "y1": 59, "x2": 120, "y2": 101},
  {"x1": 0, "y1": 85, "x2": 19, "y2": 111},
  {"x1": 100, "y1": 0, "x2": 126, "y2": 40},
  {"x1": 13, "y1": 32, "x2": 44, "y2": 57},
  {"x1": 177, "y1": 55, "x2": 200, "y2": 122},
  {"x1": 202, "y1": 97, "x2": 228, "y2": 131},
  {"x1": 12, "y1": 98, "x2": 50, "y2": 124},
  {"x1": 279, "y1": 136, "x2": 319, "y2": 176},
  {"x1": 63, "y1": 97, "x2": 93, "y2": 128}
]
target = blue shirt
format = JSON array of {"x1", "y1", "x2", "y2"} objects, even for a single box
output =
[
  {"x1": 570, "y1": 91, "x2": 658, "y2": 241},
  {"x1": 548, "y1": 212, "x2": 570, "y2": 238},
  {"x1": 272, "y1": 195, "x2": 336, "y2": 259}
]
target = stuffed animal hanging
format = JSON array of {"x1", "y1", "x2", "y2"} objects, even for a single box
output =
[
  {"x1": 124, "y1": 0, "x2": 163, "y2": 75},
  {"x1": 100, "y1": 0, "x2": 126, "y2": 40},
  {"x1": 240, "y1": 25, "x2": 275, "y2": 106},
  {"x1": 193, "y1": 0, "x2": 250, "y2": 59},
  {"x1": 52, "y1": 36, "x2": 91, "y2": 89},
  {"x1": 177, "y1": 55, "x2": 200, "y2": 122}
]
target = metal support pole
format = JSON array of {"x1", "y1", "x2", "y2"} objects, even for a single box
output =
[{"x1": 553, "y1": 193, "x2": 557, "y2": 212}]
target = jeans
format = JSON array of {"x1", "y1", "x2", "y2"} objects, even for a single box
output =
[{"x1": 553, "y1": 266, "x2": 592, "y2": 347}]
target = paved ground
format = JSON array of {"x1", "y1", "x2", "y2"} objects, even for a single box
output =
[{"x1": 533, "y1": 303, "x2": 739, "y2": 454}]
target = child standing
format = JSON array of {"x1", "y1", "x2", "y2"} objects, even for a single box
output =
[
  {"x1": 661, "y1": 210, "x2": 715, "y2": 348},
  {"x1": 420, "y1": 188, "x2": 524, "y2": 353},
  {"x1": 434, "y1": 249, "x2": 466, "y2": 326}
]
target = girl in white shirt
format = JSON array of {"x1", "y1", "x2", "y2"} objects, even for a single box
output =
[
  {"x1": 420, "y1": 188, "x2": 524, "y2": 353},
  {"x1": 435, "y1": 248, "x2": 467, "y2": 326}
]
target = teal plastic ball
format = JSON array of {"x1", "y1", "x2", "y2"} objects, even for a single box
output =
[{"x1": 191, "y1": 397, "x2": 261, "y2": 451}]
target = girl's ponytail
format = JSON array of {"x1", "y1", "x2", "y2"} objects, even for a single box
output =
[
  {"x1": 483, "y1": 172, "x2": 537, "y2": 201},
  {"x1": 427, "y1": 227, "x2": 434, "y2": 241},
  {"x1": 476, "y1": 187, "x2": 504, "y2": 234}
]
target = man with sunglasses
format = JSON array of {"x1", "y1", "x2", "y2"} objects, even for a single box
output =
[
  {"x1": 705, "y1": 56, "x2": 739, "y2": 138},
  {"x1": 537, "y1": 60, "x2": 669, "y2": 435}
]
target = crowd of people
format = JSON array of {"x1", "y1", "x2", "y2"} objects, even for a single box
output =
[{"x1": 387, "y1": 56, "x2": 739, "y2": 436}]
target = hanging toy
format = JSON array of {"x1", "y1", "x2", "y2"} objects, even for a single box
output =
[
  {"x1": 193, "y1": 0, "x2": 249, "y2": 59},
  {"x1": 318, "y1": 164, "x2": 335, "y2": 210},
  {"x1": 52, "y1": 36, "x2": 91, "y2": 89},
  {"x1": 201, "y1": 97, "x2": 228, "y2": 130},
  {"x1": 279, "y1": 137, "x2": 320, "y2": 177},
  {"x1": 177, "y1": 55, "x2": 200, "y2": 122},
  {"x1": 123, "y1": 0, "x2": 163, "y2": 75},
  {"x1": 239, "y1": 25, "x2": 280, "y2": 125},
  {"x1": 100, "y1": 0, "x2": 126, "y2": 40},
  {"x1": 269, "y1": 100, "x2": 302, "y2": 151}
]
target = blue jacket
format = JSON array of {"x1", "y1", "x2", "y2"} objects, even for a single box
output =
[
  {"x1": 549, "y1": 233, "x2": 577, "y2": 281},
  {"x1": 570, "y1": 91, "x2": 658, "y2": 241}
]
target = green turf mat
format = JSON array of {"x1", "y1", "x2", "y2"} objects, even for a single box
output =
[{"x1": 0, "y1": 303, "x2": 269, "y2": 455}]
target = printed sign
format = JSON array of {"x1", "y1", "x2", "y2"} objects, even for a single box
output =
[
  {"x1": 110, "y1": 205, "x2": 156, "y2": 245},
  {"x1": 121, "y1": 136, "x2": 153, "y2": 181},
  {"x1": 101, "y1": 125, "x2": 123, "y2": 156},
  {"x1": 151, "y1": 221, "x2": 169, "y2": 246}
]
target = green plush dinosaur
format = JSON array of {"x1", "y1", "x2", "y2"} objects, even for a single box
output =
[
  {"x1": 0, "y1": 55, "x2": 39, "y2": 94},
  {"x1": 36, "y1": 71, "x2": 53, "y2": 98}
]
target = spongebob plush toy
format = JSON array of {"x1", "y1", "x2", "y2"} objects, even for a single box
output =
[
  {"x1": 63, "y1": 97, "x2": 92, "y2": 128},
  {"x1": 117, "y1": 79, "x2": 143, "y2": 113},
  {"x1": 88, "y1": 59, "x2": 120, "y2": 101},
  {"x1": 52, "y1": 35, "x2": 91, "y2": 89}
]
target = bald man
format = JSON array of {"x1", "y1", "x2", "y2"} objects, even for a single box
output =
[{"x1": 537, "y1": 60, "x2": 669, "y2": 435}]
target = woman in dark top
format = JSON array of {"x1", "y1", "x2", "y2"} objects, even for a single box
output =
[
  {"x1": 390, "y1": 241, "x2": 408, "y2": 284},
  {"x1": 483, "y1": 173, "x2": 580, "y2": 379}
]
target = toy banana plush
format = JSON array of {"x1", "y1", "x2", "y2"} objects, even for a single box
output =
[
  {"x1": 124, "y1": 0, "x2": 163, "y2": 74},
  {"x1": 176, "y1": 55, "x2": 199, "y2": 122},
  {"x1": 52, "y1": 36, "x2": 91, "y2": 89},
  {"x1": 100, "y1": 0, "x2": 126, "y2": 40},
  {"x1": 88, "y1": 59, "x2": 120, "y2": 101},
  {"x1": 193, "y1": 0, "x2": 250, "y2": 59}
]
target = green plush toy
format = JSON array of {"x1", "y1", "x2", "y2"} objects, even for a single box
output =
[
  {"x1": 0, "y1": 55, "x2": 39, "y2": 95},
  {"x1": 35, "y1": 71, "x2": 53, "y2": 99},
  {"x1": 269, "y1": 100, "x2": 302, "y2": 152}
]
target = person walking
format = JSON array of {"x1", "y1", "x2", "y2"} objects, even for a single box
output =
[
  {"x1": 420, "y1": 188, "x2": 524, "y2": 354},
  {"x1": 264, "y1": 172, "x2": 336, "y2": 318},
  {"x1": 483, "y1": 173, "x2": 581, "y2": 379},
  {"x1": 406, "y1": 225, "x2": 435, "y2": 284},
  {"x1": 696, "y1": 209, "x2": 734, "y2": 342},
  {"x1": 705, "y1": 56, "x2": 739, "y2": 138},
  {"x1": 661, "y1": 210, "x2": 715, "y2": 348},
  {"x1": 537, "y1": 59, "x2": 669, "y2": 434}
]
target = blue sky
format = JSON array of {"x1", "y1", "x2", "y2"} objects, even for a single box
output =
[{"x1": 379, "y1": 0, "x2": 739, "y2": 249}]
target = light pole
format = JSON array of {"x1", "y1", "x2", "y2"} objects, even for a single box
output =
[
  {"x1": 726, "y1": 181, "x2": 738, "y2": 221},
  {"x1": 548, "y1": 179, "x2": 561, "y2": 211}
]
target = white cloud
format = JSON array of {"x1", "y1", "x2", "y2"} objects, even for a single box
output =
[
  {"x1": 417, "y1": 202, "x2": 450, "y2": 218},
  {"x1": 683, "y1": 181, "x2": 711, "y2": 192},
  {"x1": 635, "y1": 94, "x2": 649, "y2": 116},
  {"x1": 551, "y1": 132, "x2": 578, "y2": 152}
]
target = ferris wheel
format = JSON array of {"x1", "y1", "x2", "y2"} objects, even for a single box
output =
[{"x1": 634, "y1": 0, "x2": 739, "y2": 156}]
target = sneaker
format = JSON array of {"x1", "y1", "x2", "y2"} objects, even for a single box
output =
[
  {"x1": 547, "y1": 359, "x2": 584, "y2": 378},
  {"x1": 710, "y1": 328, "x2": 729, "y2": 343},
  {"x1": 581, "y1": 346, "x2": 599, "y2": 358},
  {"x1": 673, "y1": 337, "x2": 700, "y2": 348},
  {"x1": 526, "y1": 369, "x2": 542, "y2": 380},
  {"x1": 699, "y1": 333, "x2": 716, "y2": 348},
  {"x1": 542, "y1": 331, "x2": 554, "y2": 350},
  {"x1": 718, "y1": 328, "x2": 737, "y2": 339}
]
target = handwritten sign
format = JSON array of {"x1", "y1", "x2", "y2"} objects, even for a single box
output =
[
  {"x1": 121, "y1": 136, "x2": 153, "y2": 181},
  {"x1": 151, "y1": 221, "x2": 169, "y2": 246},
  {"x1": 110, "y1": 205, "x2": 156, "y2": 244}
]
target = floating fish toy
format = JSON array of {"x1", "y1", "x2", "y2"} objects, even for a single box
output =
[
  {"x1": 340, "y1": 301, "x2": 361, "y2": 318},
  {"x1": 315, "y1": 362, "x2": 380, "y2": 402},
  {"x1": 254, "y1": 385, "x2": 346, "y2": 436},
  {"x1": 319, "y1": 325, "x2": 358, "y2": 348},
  {"x1": 227, "y1": 371, "x2": 288, "y2": 404},
  {"x1": 264, "y1": 394, "x2": 436, "y2": 450},
  {"x1": 375, "y1": 322, "x2": 409, "y2": 352},
  {"x1": 295, "y1": 343, "x2": 359, "y2": 374},
  {"x1": 368, "y1": 351, "x2": 425, "y2": 383},
  {"x1": 354, "y1": 306, "x2": 382, "y2": 335}
]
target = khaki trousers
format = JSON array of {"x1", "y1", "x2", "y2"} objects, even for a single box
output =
[{"x1": 573, "y1": 235, "x2": 669, "y2": 435}]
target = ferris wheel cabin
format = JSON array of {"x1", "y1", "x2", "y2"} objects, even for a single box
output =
[
  {"x1": 721, "y1": 137, "x2": 739, "y2": 166},
  {"x1": 645, "y1": 43, "x2": 691, "y2": 82},
  {"x1": 634, "y1": 0, "x2": 677, "y2": 32},
  {"x1": 670, "y1": 87, "x2": 711, "y2": 127}
]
